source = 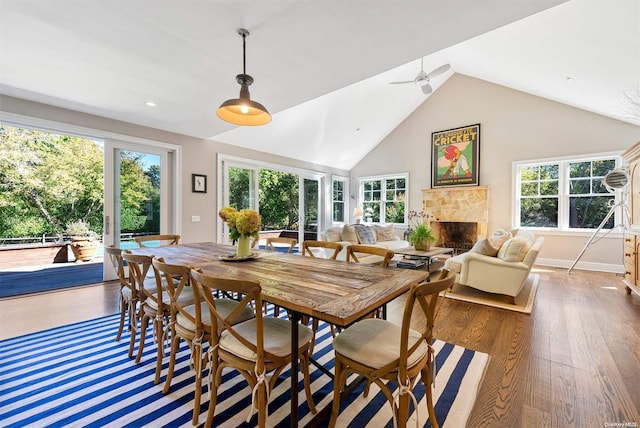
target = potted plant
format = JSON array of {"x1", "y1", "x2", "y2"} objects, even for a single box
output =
[
  {"x1": 408, "y1": 223, "x2": 436, "y2": 251},
  {"x1": 66, "y1": 220, "x2": 100, "y2": 262}
]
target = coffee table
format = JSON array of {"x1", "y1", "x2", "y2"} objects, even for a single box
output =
[{"x1": 393, "y1": 246, "x2": 454, "y2": 271}]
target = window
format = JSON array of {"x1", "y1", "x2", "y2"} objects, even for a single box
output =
[
  {"x1": 332, "y1": 176, "x2": 347, "y2": 223},
  {"x1": 359, "y1": 174, "x2": 407, "y2": 224},
  {"x1": 515, "y1": 154, "x2": 622, "y2": 230}
]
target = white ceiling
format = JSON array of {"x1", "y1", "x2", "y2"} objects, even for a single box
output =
[{"x1": 1, "y1": 0, "x2": 638, "y2": 170}]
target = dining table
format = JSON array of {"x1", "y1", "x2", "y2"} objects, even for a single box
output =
[{"x1": 129, "y1": 241, "x2": 428, "y2": 427}]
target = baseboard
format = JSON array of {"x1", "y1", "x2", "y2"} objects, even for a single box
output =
[{"x1": 535, "y1": 257, "x2": 625, "y2": 274}]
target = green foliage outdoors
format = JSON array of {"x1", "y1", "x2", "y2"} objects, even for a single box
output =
[
  {"x1": 0, "y1": 125, "x2": 158, "y2": 239},
  {"x1": 258, "y1": 169, "x2": 299, "y2": 230}
]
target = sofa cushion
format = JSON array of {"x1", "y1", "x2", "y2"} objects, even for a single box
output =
[
  {"x1": 341, "y1": 224, "x2": 359, "y2": 243},
  {"x1": 324, "y1": 226, "x2": 343, "y2": 242},
  {"x1": 374, "y1": 224, "x2": 397, "y2": 242},
  {"x1": 469, "y1": 238, "x2": 500, "y2": 257},
  {"x1": 488, "y1": 229, "x2": 512, "y2": 249},
  {"x1": 354, "y1": 224, "x2": 377, "y2": 244},
  {"x1": 497, "y1": 238, "x2": 530, "y2": 262}
]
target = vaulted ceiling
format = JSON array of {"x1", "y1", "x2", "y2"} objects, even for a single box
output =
[{"x1": 1, "y1": 0, "x2": 638, "y2": 170}]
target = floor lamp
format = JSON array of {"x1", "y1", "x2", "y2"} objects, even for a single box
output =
[{"x1": 568, "y1": 169, "x2": 631, "y2": 273}]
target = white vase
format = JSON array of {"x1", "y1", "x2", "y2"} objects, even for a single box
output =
[{"x1": 236, "y1": 235, "x2": 251, "y2": 257}]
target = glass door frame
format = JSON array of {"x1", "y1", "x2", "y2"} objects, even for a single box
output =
[
  {"x1": 103, "y1": 141, "x2": 180, "y2": 280},
  {"x1": 217, "y1": 154, "x2": 326, "y2": 244}
]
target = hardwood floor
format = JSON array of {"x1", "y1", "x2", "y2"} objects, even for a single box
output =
[{"x1": 1, "y1": 266, "x2": 639, "y2": 427}]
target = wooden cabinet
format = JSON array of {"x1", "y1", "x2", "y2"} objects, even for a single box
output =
[{"x1": 622, "y1": 142, "x2": 640, "y2": 298}]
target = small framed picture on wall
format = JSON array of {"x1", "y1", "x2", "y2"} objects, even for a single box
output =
[{"x1": 192, "y1": 174, "x2": 207, "y2": 193}]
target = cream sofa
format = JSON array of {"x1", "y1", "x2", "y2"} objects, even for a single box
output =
[
  {"x1": 444, "y1": 229, "x2": 544, "y2": 303},
  {"x1": 320, "y1": 224, "x2": 409, "y2": 263}
]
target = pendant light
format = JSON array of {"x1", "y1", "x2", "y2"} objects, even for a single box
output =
[{"x1": 217, "y1": 28, "x2": 271, "y2": 126}]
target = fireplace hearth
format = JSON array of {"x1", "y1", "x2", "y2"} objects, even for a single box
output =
[{"x1": 431, "y1": 221, "x2": 478, "y2": 254}]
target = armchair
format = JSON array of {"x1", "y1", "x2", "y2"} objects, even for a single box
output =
[{"x1": 445, "y1": 233, "x2": 544, "y2": 304}]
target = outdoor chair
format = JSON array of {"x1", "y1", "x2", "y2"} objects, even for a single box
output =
[{"x1": 329, "y1": 269, "x2": 455, "y2": 428}]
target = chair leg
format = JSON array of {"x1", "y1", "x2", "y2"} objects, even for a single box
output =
[
  {"x1": 191, "y1": 340, "x2": 203, "y2": 426},
  {"x1": 328, "y1": 358, "x2": 345, "y2": 428},
  {"x1": 115, "y1": 294, "x2": 125, "y2": 341},
  {"x1": 257, "y1": 379, "x2": 267, "y2": 428},
  {"x1": 162, "y1": 329, "x2": 180, "y2": 394},
  {"x1": 299, "y1": 351, "x2": 317, "y2": 414},
  {"x1": 127, "y1": 300, "x2": 137, "y2": 358},
  {"x1": 136, "y1": 314, "x2": 149, "y2": 364},
  {"x1": 153, "y1": 316, "x2": 165, "y2": 385},
  {"x1": 422, "y1": 367, "x2": 439, "y2": 428},
  {"x1": 205, "y1": 361, "x2": 221, "y2": 428}
]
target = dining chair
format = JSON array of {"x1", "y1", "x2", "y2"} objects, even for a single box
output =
[
  {"x1": 346, "y1": 244, "x2": 395, "y2": 266},
  {"x1": 328, "y1": 269, "x2": 456, "y2": 428},
  {"x1": 152, "y1": 258, "x2": 254, "y2": 426},
  {"x1": 190, "y1": 269, "x2": 317, "y2": 428},
  {"x1": 301, "y1": 240, "x2": 344, "y2": 260},
  {"x1": 122, "y1": 252, "x2": 195, "y2": 384},
  {"x1": 104, "y1": 245, "x2": 137, "y2": 358},
  {"x1": 134, "y1": 234, "x2": 180, "y2": 247},
  {"x1": 265, "y1": 237, "x2": 297, "y2": 253}
]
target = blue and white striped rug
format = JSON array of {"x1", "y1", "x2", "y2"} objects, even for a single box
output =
[{"x1": 0, "y1": 313, "x2": 488, "y2": 427}]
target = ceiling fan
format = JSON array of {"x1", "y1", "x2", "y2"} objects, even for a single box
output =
[{"x1": 389, "y1": 58, "x2": 451, "y2": 94}]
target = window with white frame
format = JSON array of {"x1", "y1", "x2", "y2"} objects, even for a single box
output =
[
  {"x1": 359, "y1": 174, "x2": 407, "y2": 224},
  {"x1": 515, "y1": 154, "x2": 622, "y2": 230},
  {"x1": 331, "y1": 176, "x2": 347, "y2": 223}
]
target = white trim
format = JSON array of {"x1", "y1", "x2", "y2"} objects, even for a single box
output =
[{"x1": 536, "y1": 258, "x2": 624, "y2": 274}]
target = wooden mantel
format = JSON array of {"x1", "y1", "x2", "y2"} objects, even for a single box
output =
[{"x1": 422, "y1": 186, "x2": 489, "y2": 239}]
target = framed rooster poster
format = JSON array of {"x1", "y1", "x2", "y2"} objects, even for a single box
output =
[{"x1": 432, "y1": 123, "x2": 480, "y2": 188}]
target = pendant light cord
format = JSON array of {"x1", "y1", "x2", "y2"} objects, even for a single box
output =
[{"x1": 242, "y1": 31, "x2": 247, "y2": 75}]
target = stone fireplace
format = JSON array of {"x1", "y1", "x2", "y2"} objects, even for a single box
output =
[{"x1": 422, "y1": 186, "x2": 489, "y2": 252}]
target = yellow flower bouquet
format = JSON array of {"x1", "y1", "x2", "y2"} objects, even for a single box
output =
[{"x1": 219, "y1": 207, "x2": 261, "y2": 256}]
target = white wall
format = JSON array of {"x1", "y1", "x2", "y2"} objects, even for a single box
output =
[
  {"x1": 350, "y1": 74, "x2": 640, "y2": 272},
  {"x1": 0, "y1": 95, "x2": 348, "y2": 244}
]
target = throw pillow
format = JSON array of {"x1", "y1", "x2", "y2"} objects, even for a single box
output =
[
  {"x1": 497, "y1": 238, "x2": 529, "y2": 262},
  {"x1": 341, "y1": 224, "x2": 359, "y2": 243},
  {"x1": 375, "y1": 224, "x2": 397, "y2": 242},
  {"x1": 469, "y1": 238, "x2": 500, "y2": 257},
  {"x1": 354, "y1": 224, "x2": 377, "y2": 244},
  {"x1": 324, "y1": 227, "x2": 342, "y2": 242},
  {"x1": 488, "y1": 229, "x2": 512, "y2": 249}
]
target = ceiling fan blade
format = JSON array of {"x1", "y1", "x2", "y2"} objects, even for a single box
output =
[
  {"x1": 389, "y1": 80, "x2": 415, "y2": 85},
  {"x1": 422, "y1": 83, "x2": 433, "y2": 95},
  {"x1": 427, "y1": 63, "x2": 451, "y2": 79}
]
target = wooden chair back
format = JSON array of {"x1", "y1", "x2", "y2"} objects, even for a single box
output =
[
  {"x1": 191, "y1": 270, "x2": 276, "y2": 365},
  {"x1": 265, "y1": 237, "x2": 297, "y2": 253},
  {"x1": 104, "y1": 245, "x2": 127, "y2": 288},
  {"x1": 397, "y1": 269, "x2": 455, "y2": 377},
  {"x1": 301, "y1": 240, "x2": 344, "y2": 260},
  {"x1": 346, "y1": 244, "x2": 394, "y2": 266},
  {"x1": 122, "y1": 252, "x2": 161, "y2": 305},
  {"x1": 134, "y1": 234, "x2": 180, "y2": 247},
  {"x1": 152, "y1": 257, "x2": 198, "y2": 330}
]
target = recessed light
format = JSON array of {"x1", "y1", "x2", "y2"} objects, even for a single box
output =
[
  {"x1": 565, "y1": 77, "x2": 575, "y2": 83},
  {"x1": 146, "y1": 101, "x2": 156, "y2": 107}
]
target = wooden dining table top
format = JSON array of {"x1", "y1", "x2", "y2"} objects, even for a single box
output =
[{"x1": 128, "y1": 241, "x2": 428, "y2": 327}]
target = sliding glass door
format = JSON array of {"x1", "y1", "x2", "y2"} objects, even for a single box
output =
[{"x1": 103, "y1": 142, "x2": 174, "y2": 280}]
